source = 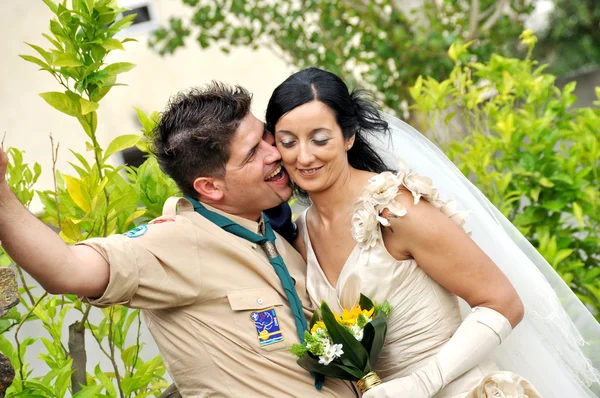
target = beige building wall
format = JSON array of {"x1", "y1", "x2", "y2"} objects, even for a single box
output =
[{"x1": 0, "y1": 0, "x2": 294, "y2": 214}]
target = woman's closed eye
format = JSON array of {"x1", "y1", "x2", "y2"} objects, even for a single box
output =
[
  {"x1": 312, "y1": 138, "x2": 330, "y2": 146},
  {"x1": 280, "y1": 139, "x2": 297, "y2": 148}
]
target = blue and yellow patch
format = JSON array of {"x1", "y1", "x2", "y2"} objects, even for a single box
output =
[
  {"x1": 251, "y1": 308, "x2": 284, "y2": 347},
  {"x1": 125, "y1": 224, "x2": 148, "y2": 238}
]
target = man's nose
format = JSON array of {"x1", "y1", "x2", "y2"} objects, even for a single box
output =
[{"x1": 263, "y1": 140, "x2": 281, "y2": 164}]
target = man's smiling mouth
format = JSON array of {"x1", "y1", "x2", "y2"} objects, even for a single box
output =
[{"x1": 265, "y1": 164, "x2": 285, "y2": 181}]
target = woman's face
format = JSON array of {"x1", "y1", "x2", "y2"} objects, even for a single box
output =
[{"x1": 274, "y1": 100, "x2": 354, "y2": 194}]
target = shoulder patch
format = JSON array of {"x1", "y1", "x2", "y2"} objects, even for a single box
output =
[{"x1": 125, "y1": 224, "x2": 148, "y2": 238}]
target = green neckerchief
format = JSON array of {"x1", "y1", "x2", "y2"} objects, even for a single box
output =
[{"x1": 184, "y1": 197, "x2": 323, "y2": 390}]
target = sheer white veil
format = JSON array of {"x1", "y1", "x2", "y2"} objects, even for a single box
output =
[{"x1": 367, "y1": 113, "x2": 600, "y2": 397}]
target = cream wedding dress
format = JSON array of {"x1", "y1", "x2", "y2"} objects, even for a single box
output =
[{"x1": 300, "y1": 163, "x2": 541, "y2": 398}]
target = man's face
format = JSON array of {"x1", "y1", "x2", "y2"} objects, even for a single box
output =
[{"x1": 219, "y1": 113, "x2": 292, "y2": 220}]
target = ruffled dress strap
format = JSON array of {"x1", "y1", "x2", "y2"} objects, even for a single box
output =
[{"x1": 351, "y1": 159, "x2": 468, "y2": 249}]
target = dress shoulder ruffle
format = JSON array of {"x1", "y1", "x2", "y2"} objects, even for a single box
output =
[{"x1": 351, "y1": 158, "x2": 468, "y2": 249}]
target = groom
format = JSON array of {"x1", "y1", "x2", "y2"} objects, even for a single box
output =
[{"x1": 0, "y1": 83, "x2": 357, "y2": 397}]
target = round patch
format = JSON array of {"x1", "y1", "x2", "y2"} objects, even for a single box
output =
[{"x1": 125, "y1": 224, "x2": 148, "y2": 238}]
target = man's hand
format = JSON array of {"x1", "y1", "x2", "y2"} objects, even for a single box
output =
[
  {"x1": 0, "y1": 145, "x2": 109, "y2": 297},
  {"x1": 0, "y1": 146, "x2": 8, "y2": 185}
]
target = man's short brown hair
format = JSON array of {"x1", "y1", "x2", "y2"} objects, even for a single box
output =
[{"x1": 153, "y1": 83, "x2": 252, "y2": 198}]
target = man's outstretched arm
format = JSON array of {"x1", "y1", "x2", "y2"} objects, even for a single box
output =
[{"x1": 0, "y1": 147, "x2": 109, "y2": 297}]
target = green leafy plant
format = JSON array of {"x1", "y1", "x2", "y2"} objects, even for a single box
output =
[
  {"x1": 149, "y1": 0, "x2": 533, "y2": 117},
  {"x1": 1, "y1": 1, "x2": 178, "y2": 396},
  {"x1": 410, "y1": 31, "x2": 600, "y2": 318}
]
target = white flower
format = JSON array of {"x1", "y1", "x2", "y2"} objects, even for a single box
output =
[
  {"x1": 330, "y1": 343, "x2": 344, "y2": 358},
  {"x1": 352, "y1": 205, "x2": 381, "y2": 249},
  {"x1": 362, "y1": 172, "x2": 401, "y2": 207},
  {"x1": 350, "y1": 324, "x2": 364, "y2": 341},
  {"x1": 318, "y1": 342, "x2": 344, "y2": 365},
  {"x1": 403, "y1": 172, "x2": 437, "y2": 205},
  {"x1": 318, "y1": 354, "x2": 334, "y2": 365},
  {"x1": 351, "y1": 158, "x2": 470, "y2": 249}
]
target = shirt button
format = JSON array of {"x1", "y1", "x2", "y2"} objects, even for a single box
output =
[{"x1": 257, "y1": 298, "x2": 264, "y2": 305}]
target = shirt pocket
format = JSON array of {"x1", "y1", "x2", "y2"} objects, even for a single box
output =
[{"x1": 227, "y1": 288, "x2": 289, "y2": 352}]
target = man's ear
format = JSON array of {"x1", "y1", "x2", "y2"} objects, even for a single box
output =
[{"x1": 193, "y1": 176, "x2": 225, "y2": 202}]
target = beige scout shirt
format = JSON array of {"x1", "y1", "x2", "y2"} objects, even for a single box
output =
[{"x1": 79, "y1": 197, "x2": 357, "y2": 398}]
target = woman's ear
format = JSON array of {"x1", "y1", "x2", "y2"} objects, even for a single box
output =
[
  {"x1": 193, "y1": 177, "x2": 224, "y2": 202},
  {"x1": 346, "y1": 135, "x2": 356, "y2": 151}
]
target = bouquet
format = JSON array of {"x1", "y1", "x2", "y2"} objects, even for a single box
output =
[{"x1": 290, "y1": 294, "x2": 391, "y2": 393}]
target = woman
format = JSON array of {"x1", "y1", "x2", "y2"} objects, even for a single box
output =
[{"x1": 265, "y1": 67, "x2": 600, "y2": 397}]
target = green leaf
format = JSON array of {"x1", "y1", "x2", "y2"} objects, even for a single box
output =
[
  {"x1": 103, "y1": 62, "x2": 136, "y2": 75},
  {"x1": 358, "y1": 294, "x2": 374, "y2": 311},
  {"x1": 309, "y1": 308, "x2": 320, "y2": 329},
  {"x1": 80, "y1": 98, "x2": 99, "y2": 115},
  {"x1": 22, "y1": 380, "x2": 55, "y2": 396},
  {"x1": 572, "y1": 202, "x2": 585, "y2": 227},
  {"x1": 25, "y1": 42, "x2": 53, "y2": 64},
  {"x1": 19, "y1": 55, "x2": 51, "y2": 71},
  {"x1": 321, "y1": 301, "x2": 368, "y2": 369},
  {"x1": 538, "y1": 177, "x2": 555, "y2": 188},
  {"x1": 72, "y1": 385, "x2": 103, "y2": 398},
  {"x1": 102, "y1": 38, "x2": 125, "y2": 50},
  {"x1": 104, "y1": 134, "x2": 142, "y2": 160},
  {"x1": 63, "y1": 175, "x2": 90, "y2": 212},
  {"x1": 39, "y1": 91, "x2": 80, "y2": 117},
  {"x1": 296, "y1": 354, "x2": 357, "y2": 381},
  {"x1": 42, "y1": 0, "x2": 58, "y2": 14},
  {"x1": 94, "y1": 364, "x2": 117, "y2": 396},
  {"x1": 361, "y1": 309, "x2": 388, "y2": 368},
  {"x1": 53, "y1": 53, "x2": 82, "y2": 67}
]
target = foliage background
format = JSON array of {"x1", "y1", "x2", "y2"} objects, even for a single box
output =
[{"x1": 0, "y1": 0, "x2": 599, "y2": 397}]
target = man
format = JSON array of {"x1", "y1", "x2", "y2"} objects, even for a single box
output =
[{"x1": 0, "y1": 83, "x2": 357, "y2": 397}]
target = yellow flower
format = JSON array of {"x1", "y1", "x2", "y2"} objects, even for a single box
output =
[
  {"x1": 311, "y1": 321, "x2": 326, "y2": 334},
  {"x1": 333, "y1": 305, "x2": 375, "y2": 327}
]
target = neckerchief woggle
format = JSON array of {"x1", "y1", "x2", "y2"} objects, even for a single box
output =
[{"x1": 185, "y1": 197, "x2": 324, "y2": 390}]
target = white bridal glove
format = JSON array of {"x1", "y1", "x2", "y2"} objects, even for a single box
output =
[{"x1": 363, "y1": 306, "x2": 512, "y2": 398}]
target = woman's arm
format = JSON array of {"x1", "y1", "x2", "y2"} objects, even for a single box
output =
[
  {"x1": 382, "y1": 190, "x2": 523, "y2": 326},
  {"x1": 364, "y1": 191, "x2": 524, "y2": 398}
]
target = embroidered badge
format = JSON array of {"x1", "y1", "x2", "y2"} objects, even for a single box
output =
[
  {"x1": 125, "y1": 224, "x2": 148, "y2": 238},
  {"x1": 251, "y1": 308, "x2": 284, "y2": 347}
]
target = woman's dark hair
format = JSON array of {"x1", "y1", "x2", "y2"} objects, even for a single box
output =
[{"x1": 265, "y1": 67, "x2": 393, "y2": 199}]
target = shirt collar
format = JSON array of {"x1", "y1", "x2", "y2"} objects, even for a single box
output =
[{"x1": 201, "y1": 202, "x2": 264, "y2": 236}]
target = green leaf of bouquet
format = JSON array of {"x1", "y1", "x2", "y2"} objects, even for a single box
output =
[
  {"x1": 361, "y1": 308, "x2": 388, "y2": 367},
  {"x1": 297, "y1": 354, "x2": 357, "y2": 381},
  {"x1": 321, "y1": 301, "x2": 368, "y2": 369},
  {"x1": 309, "y1": 308, "x2": 320, "y2": 329},
  {"x1": 359, "y1": 294, "x2": 374, "y2": 311}
]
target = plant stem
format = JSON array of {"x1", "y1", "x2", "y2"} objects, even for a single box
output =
[
  {"x1": 49, "y1": 134, "x2": 62, "y2": 229},
  {"x1": 108, "y1": 307, "x2": 126, "y2": 398},
  {"x1": 77, "y1": 304, "x2": 92, "y2": 333},
  {"x1": 14, "y1": 292, "x2": 48, "y2": 382},
  {"x1": 14, "y1": 264, "x2": 34, "y2": 305}
]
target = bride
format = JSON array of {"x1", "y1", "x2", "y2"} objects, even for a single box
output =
[{"x1": 265, "y1": 67, "x2": 600, "y2": 397}]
